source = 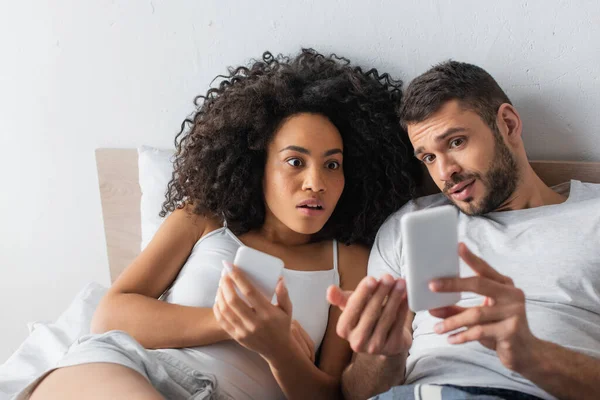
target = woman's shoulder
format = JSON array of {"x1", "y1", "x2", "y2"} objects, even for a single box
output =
[
  {"x1": 337, "y1": 242, "x2": 370, "y2": 290},
  {"x1": 167, "y1": 204, "x2": 223, "y2": 242}
]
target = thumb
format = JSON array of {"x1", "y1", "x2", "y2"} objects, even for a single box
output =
[
  {"x1": 327, "y1": 285, "x2": 353, "y2": 311},
  {"x1": 276, "y1": 279, "x2": 293, "y2": 316}
]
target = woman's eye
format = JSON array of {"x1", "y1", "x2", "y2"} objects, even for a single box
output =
[
  {"x1": 286, "y1": 158, "x2": 303, "y2": 167},
  {"x1": 450, "y1": 138, "x2": 464, "y2": 148},
  {"x1": 327, "y1": 161, "x2": 340, "y2": 170}
]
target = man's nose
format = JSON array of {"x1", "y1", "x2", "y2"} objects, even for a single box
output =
[{"x1": 437, "y1": 156, "x2": 461, "y2": 183}]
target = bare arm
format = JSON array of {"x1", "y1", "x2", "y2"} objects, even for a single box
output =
[
  {"x1": 342, "y1": 352, "x2": 407, "y2": 400},
  {"x1": 517, "y1": 339, "x2": 600, "y2": 399},
  {"x1": 327, "y1": 272, "x2": 413, "y2": 400},
  {"x1": 341, "y1": 309, "x2": 413, "y2": 400},
  {"x1": 91, "y1": 207, "x2": 229, "y2": 348}
]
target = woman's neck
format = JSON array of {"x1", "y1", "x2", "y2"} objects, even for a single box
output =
[{"x1": 254, "y1": 214, "x2": 313, "y2": 247}]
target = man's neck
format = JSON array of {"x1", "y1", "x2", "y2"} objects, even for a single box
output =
[{"x1": 494, "y1": 167, "x2": 568, "y2": 212}]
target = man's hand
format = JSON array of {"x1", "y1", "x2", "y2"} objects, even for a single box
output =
[
  {"x1": 327, "y1": 274, "x2": 412, "y2": 356},
  {"x1": 429, "y1": 242, "x2": 540, "y2": 373}
]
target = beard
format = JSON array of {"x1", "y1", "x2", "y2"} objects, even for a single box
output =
[{"x1": 443, "y1": 134, "x2": 519, "y2": 215}]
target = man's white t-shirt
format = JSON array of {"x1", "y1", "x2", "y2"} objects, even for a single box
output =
[{"x1": 368, "y1": 180, "x2": 600, "y2": 400}]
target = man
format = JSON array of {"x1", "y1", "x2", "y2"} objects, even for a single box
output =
[{"x1": 328, "y1": 61, "x2": 600, "y2": 400}]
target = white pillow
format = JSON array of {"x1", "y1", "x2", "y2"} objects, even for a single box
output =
[{"x1": 138, "y1": 145, "x2": 174, "y2": 250}]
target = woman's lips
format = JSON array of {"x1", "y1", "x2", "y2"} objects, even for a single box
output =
[{"x1": 296, "y1": 205, "x2": 326, "y2": 216}]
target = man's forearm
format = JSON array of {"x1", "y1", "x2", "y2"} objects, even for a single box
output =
[
  {"x1": 341, "y1": 352, "x2": 407, "y2": 400},
  {"x1": 521, "y1": 339, "x2": 600, "y2": 400}
]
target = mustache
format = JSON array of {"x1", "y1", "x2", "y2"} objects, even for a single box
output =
[{"x1": 442, "y1": 173, "x2": 480, "y2": 194}]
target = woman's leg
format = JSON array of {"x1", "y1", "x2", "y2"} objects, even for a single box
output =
[{"x1": 29, "y1": 363, "x2": 163, "y2": 400}]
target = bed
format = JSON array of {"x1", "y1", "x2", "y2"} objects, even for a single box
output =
[{"x1": 1, "y1": 148, "x2": 599, "y2": 398}]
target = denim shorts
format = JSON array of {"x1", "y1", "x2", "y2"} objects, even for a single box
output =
[{"x1": 16, "y1": 330, "x2": 232, "y2": 400}]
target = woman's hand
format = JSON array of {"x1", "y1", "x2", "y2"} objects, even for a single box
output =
[
  {"x1": 213, "y1": 263, "x2": 294, "y2": 362},
  {"x1": 291, "y1": 320, "x2": 316, "y2": 363}
]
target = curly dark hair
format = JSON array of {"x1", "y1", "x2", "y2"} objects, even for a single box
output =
[{"x1": 161, "y1": 48, "x2": 421, "y2": 246}]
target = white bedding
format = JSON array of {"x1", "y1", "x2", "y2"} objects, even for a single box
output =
[{"x1": 0, "y1": 282, "x2": 107, "y2": 399}]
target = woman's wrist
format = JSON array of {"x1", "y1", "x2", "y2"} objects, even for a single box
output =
[{"x1": 263, "y1": 335, "x2": 303, "y2": 368}]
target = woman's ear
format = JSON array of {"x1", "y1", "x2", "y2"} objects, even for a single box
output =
[{"x1": 496, "y1": 103, "x2": 523, "y2": 146}]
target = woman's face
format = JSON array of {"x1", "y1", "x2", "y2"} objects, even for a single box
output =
[{"x1": 262, "y1": 113, "x2": 345, "y2": 236}]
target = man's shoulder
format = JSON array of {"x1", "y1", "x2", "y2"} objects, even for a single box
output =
[{"x1": 572, "y1": 180, "x2": 600, "y2": 200}]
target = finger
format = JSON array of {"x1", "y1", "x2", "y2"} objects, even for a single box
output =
[
  {"x1": 459, "y1": 243, "x2": 512, "y2": 285},
  {"x1": 483, "y1": 297, "x2": 496, "y2": 307},
  {"x1": 291, "y1": 324, "x2": 311, "y2": 360},
  {"x1": 336, "y1": 277, "x2": 379, "y2": 338},
  {"x1": 434, "y1": 305, "x2": 514, "y2": 334},
  {"x1": 429, "y1": 305, "x2": 467, "y2": 319},
  {"x1": 385, "y1": 293, "x2": 411, "y2": 349},
  {"x1": 390, "y1": 293, "x2": 410, "y2": 335},
  {"x1": 368, "y1": 279, "x2": 407, "y2": 352},
  {"x1": 291, "y1": 321, "x2": 311, "y2": 360},
  {"x1": 429, "y1": 275, "x2": 511, "y2": 300},
  {"x1": 228, "y1": 265, "x2": 272, "y2": 311},
  {"x1": 275, "y1": 279, "x2": 293, "y2": 316},
  {"x1": 215, "y1": 289, "x2": 241, "y2": 334},
  {"x1": 327, "y1": 285, "x2": 353, "y2": 311},
  {"x1": 212, "y1": 301, "x2": 234, "y2": 340},
  {"x1": 447, "y1": 320, "x2": 504, "y2": 345},
  {"x1": 220, "y1": 274, "x2": 257, "y2": 324},
  {"x1": 294, "y1": 321, "x2": 315, "y2": 361},
  {"x1": 352, "y1": 275, "x2": 397, "y2": 350}
]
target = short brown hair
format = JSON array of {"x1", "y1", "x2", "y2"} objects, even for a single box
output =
[{"x1": 399, "y1": 60, "x2": 512, "y2": 132}]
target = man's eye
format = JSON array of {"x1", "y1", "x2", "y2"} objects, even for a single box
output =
[
  {"x1": 327, "y1": 161, "x2": 340, "y2": 170},
  {"x1": 450, "y1": 138, "x2": 464, "y2": 148},
  {"x1": 286, "y1": 158, "x2": 303, "y2": 167},
  {"x1": 422, "y1": 155, "x2": 435, "y2": 164}
]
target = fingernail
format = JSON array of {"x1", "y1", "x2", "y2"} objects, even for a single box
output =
[
  {"x1": 222, "y1": 260, "x2": 233, "y2": 273},
  {"x1": 434, "y1": 322, "x2": 444, "y2": 333},
  {"x1": 395, "y1": 280, "x2": 405, "y2": 291},
  {"x1": 365, "y1": 277, "x2": 377, "y2": 288},
  {"x1": 429, "y1": 280, "x2": 442, "y2": 291},
  {"x1": 382, "y1": 276, "x2": 394, "y2": 287}
]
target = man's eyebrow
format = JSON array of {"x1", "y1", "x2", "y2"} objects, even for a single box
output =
[
  {"x1": 413, "y1": 127, "x2": 467, "y2": 157},
  {"x1": 279, "y1": 146, "x2": 343, "y2": 157}
]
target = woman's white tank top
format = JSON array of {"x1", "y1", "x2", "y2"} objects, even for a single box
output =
[{"x1": 158, "y1": 227, "x2": 340, "y2": 399}]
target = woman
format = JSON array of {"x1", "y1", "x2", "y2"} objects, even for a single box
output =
[{"x1": 26, "y1": 49, "x2": 420, "y2": 399}]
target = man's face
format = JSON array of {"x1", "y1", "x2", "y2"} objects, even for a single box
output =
[{"x1": 408, "y1": 100, "x2": 519, "y2": 215}]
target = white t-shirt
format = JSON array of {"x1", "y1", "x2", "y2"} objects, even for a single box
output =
[{"x1": 368, "y1": 180, "x2": 600, "y2": 400}]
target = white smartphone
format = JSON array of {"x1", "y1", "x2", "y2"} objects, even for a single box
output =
[
  {"x1": 401, "y1": 205, "x2": 460, "y2": 312},
  {"x1": 224, "y1": 246, "x2": 285, "y2": 303}
]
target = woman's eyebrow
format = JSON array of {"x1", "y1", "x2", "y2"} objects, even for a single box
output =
[
  {"x1": 279, "y1": 145, "x2": 309, "y2": 154},
  {"x1": 279, "y1": 146, "x2": 343, "y2": 156},
  {"x1": 324, "y1": 148, "x2": 343, "y2": 156}
]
